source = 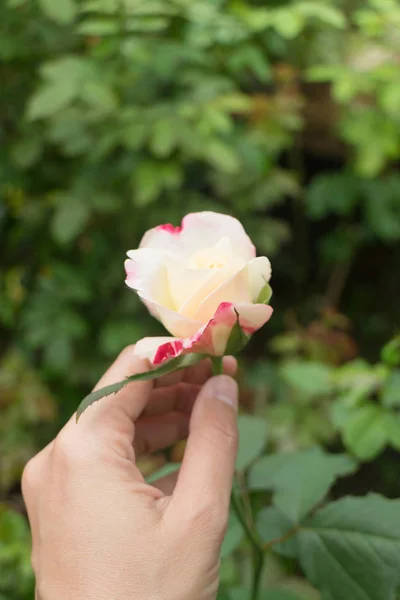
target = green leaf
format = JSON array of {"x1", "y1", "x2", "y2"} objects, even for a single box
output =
[
  {"x1": 256, "y1": 282, "x2": 273, "y2": 305},
  {"x1": 341, "y1": 404, "x2": 388, "y2": 461},
  {"x1": 80, "y1": 81, "x2": 118, "y2": 114},
  {"x1": 40, "y1": 56, "x2": 95, "y2": 82},
  {"x1": 11, "y1": 138, "x2": 43, "y2": 169},
  {"x1": 386, "y1": 416, "x2": 400, "y2": 452},
  {"x1": 206, "y1": 140, "x2": 240, "y2": 174},
  {"x1": 146, "y1": 463, "x2": 180, "y2": 484},
  {"x1": 334, "y1": 359, "x2": 385, "y2": 405},
  {"x1": 221, "y1": 510, "x2": 245, "y2": 558},
  {"x1": 249, "y1": 448, "x2": 357, "y2": 521},
  {"x1": 280, "y1": 360, "x2": 334, "y2": 398},
  {"x1": 51, "y1": 196, "x2": 90, "y2": 244},
  {"x1": 306, "y1": 64, "x2": 342, "y2": 83},
  {"x1": 256, "y1": 506, "x2": 297, "y2": 557},
  {"x1": 150, "y1": 118, "x2": 179, "y2": 157},
  {"x1": 133, "y1": 162, "x2": 163, "y2": 206},
  {"x1": 236, "y1": 415, "x2": 268, "y2": 471},
  {"x1": 27, "y1": 83, "x2": 76, "y2": 120},
  {"x1": 272, "y1": 9, "x2": 304, "y2": 39},
  {"x1": 7, "y1": 0, "x2": 29, "y2": 6},
  {"x1": 296, "y1": 2, "x2": 346, "y2": 28},
  {"x1": 77, "y1": 18, "x2": 120, "y2": 36},
  {"x1": 382, "y1": 336, "x2": 400, "y2": 366},
  {"x1": 296, "y1": 494, "x2": 400, "y2": 600},
  {"x1": 307, "y1": 173, "x2": 360, "y2": 220},
  {"x1": 38, "y1": 0, "x2": 77, "y2": 24},
  {"x1": 228, "y1": 45, "x2": 272, "y2": 83},
  {"x1": 363, "y1": 177, "x2": 400, "y2": 241},
  {"x1": 76, "y1": 354, "x2": 204, "y2": 420},
  {"x1": 382, "y1": 370, "x2": 400, "y2": 408}
]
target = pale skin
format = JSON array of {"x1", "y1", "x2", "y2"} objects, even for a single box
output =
[{"x1": 22, "y1": 346, "x2": 239, "y2": 600}]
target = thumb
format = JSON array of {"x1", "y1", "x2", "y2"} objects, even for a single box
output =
[{"x1": 170, "y1": 375, "x2": 239, "y2": 520}]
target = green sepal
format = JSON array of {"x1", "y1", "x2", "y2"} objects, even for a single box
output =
[
  {"x1": 256, "y1": 282, "x2": 273, "y2": 305},
  {"x1": 225, "y1": 308, "x2": 249, "y2": 355},
  {"x1": 76, "y1": 353, "x2": 204, "y2": 421}
]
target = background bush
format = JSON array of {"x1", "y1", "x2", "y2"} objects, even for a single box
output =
[{"x1": 1, "y1": 0, "x2": 400, "y2": 598}]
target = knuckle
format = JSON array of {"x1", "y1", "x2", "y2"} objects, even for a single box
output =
[
  {"x1": 185, "y1": 496, "x2": 228, "y2": 534},
  {"x1": 21, "y1": 456, "x2": 41, "y2": 501},
  {"x1": 53, "y1": 430, "x2": 88, "y2": 468},
  {"x1": 30, "y1": 550, "x2": 39, "y2": 575}
]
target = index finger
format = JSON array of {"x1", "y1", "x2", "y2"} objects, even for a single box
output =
[{"x1": 77, "y1": 346, "x2": 153, "y2": 430}]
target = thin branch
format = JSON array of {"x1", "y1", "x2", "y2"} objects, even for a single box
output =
[
  {"x1": 230, "y1": 489, "x2": 263, "y2": 552},
  {"x1": 324, "y1": 258, "x2": 353, "y2": 308},
  {"x1": 237, "y1": 471, "x2": 255, "y2": 528},
  {"x1": 262, "y1": 524, "x2": 300, "y2": 551}
]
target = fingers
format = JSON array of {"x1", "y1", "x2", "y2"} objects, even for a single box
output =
[
  {"x1": 142, "y1": 382, "x2": 200, "y2": 418},
  {"x1": 143, "y1": 356, "x2": 237, "y2": 417},
  {"x1": 168, "y1": 375, "x2": 238, "y2": 521},
  {"x1": 134, "y1": 412, "x2": 189, "y2": 456},
  {"x1": 71, "y1": 346, "x2": 236, "y2": 471}
]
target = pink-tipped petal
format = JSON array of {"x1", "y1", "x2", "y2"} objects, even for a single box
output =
[
  {"x1": 139, "y1": 212, "x2": 256, "y2": 261},
  {"x1": 181, "y1": 213, "x2": 256, "y2": 261},
  {"x1": 133, "y1": 337, "x2": 178, "y2": 362},
  {"x1": 148, "y1": 301, "x2": 273, "y2": 365},
  {"x1": 233, "y1": 302, "x2": 274, "y2": 334},
  {"x1": 157, "y1": 224, "x2": 182, "y2": 234}
]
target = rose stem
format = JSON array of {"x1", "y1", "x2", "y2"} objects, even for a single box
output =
[{"x1": 211, "y1": 356, "x2": 224, "y2": 375}]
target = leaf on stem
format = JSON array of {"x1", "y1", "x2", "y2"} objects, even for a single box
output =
[
  {"x1": 249, "y1": 447, "x2": 357, "y2": 521},
  {"x1": 76, "y1": 353, "x2": 203, "y2": 421},
  {"x1": 297, "y1": 494, "x2": 400, "y2": 600},
  {"x1": 236, "y1": 415, "x2": 268, "y2": 471}
]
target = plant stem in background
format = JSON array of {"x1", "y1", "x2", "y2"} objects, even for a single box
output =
[
  {"x1": 237, "y1": 471, "x2": 255, "y2": 527},
  {"x1": 231, "y1": 487, "x2": 265, "y2": 600},
  {"x1": 251, "y1": 547, "x2": 265, "y2": 600},
  {"x1": 324, "y1": 257, "x2": 353, "y2": 308}
]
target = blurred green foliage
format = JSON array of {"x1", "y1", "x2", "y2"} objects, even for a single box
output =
[
  {"x1": 1, "y1": 0, "x2": 400, "y2": 598},
  {"x1": 0, "y1": 505, "x2": 34, "y2": 600}
]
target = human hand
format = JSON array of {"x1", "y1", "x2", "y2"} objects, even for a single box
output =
[{"x1": 22, "y1": 346, "x2": 239, "y2": 600}]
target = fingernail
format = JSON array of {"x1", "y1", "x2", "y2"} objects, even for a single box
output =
[{"x1": 208, "y1": 375, "x2": 239, "y2": 411}]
